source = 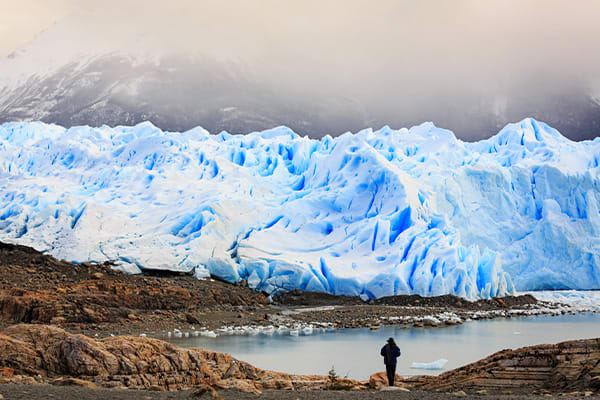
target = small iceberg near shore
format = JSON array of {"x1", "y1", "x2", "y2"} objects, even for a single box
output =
[{"x1": 411, "y1": 359, "x2": 448, "y2": 370}]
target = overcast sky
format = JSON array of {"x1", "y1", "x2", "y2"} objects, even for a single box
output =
[{"x1": 2, "y1": 1, "x2": 599, "y2": 82}]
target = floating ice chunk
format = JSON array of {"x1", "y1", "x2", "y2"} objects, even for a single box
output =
[
  {"x1": 411, "y1": 359, "x2": 448, "y2": 370},
  {"x1": 263, "y1": 326, "x2": 275, "y2": 335},
  {"x1": 277, "y1": 326, "x2": 288, "y2": 334},
  {"x1": 421, "y1": 316, "x2": 441, "y2": 325},
  {"x1": 302, "y1": 326, "x2": 313, "y2": 335}
]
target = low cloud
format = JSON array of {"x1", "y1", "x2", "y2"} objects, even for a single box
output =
[{"x1": 2, "y1": 0, "x2": 600, "y2": 139}]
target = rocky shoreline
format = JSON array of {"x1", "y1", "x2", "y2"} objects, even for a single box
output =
[
  {"x1": 1, "y1": 241, "x2": 600, "y2": 398},
  {"x1": 0, "y1": 324, "x2": 598, "y2": 398},
  {"x1": 1, "y1": 241, "x2": 594, "y2": 341}
]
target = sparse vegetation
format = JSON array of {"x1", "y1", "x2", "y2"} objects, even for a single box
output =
[
  {"x1": 326, "y1": 365, "x2": 353, "y2": 391},
  {"x1": 327, "y1": 365, "x2": 338, "y2": 385}
]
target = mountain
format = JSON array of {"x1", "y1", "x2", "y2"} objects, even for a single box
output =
[
  {"x1": 0, "y1": 52, "x2": 368, "y2": 138},
  {"x1": 1, "y1": 49, "x2": 599, "y2": 140},
  {"x1": 1, "y1": 118, "x2": 599, "y2": 299}
]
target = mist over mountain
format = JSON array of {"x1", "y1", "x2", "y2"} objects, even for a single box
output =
[
  {"x1": 0, "y1": 53, "x2": 369, "y2": 137},
  {"x1": 1, "y1": 0, "x2": 600, "y2": 140},
  {"x1": 1, "y1": 50, "x2": 599, "y2": 140}
]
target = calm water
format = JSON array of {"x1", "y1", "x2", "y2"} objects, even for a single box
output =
[{"x1": 166, "y1": 313, "x2": 600, "y2": 380}]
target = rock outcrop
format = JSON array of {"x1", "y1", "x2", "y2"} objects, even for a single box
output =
[
  {"x1": 0, "y1": 242, "x2": 270, "y2": 334},
  {"x1": 404, "y1": 338, "x2": 600, "y2": 393},
  {"x1": 0, "y1": 324, "x2": 359, "y2": 392},
  {"x1": 2, "y1": 323, "x2": 598, "y2": 394},
  {"x1": 368, "y1": 371, "x2": 407, "y2": 389}
]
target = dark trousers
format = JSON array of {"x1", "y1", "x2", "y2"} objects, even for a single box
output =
[{"x1": 385, "y1": 364, "x2": 396, "y2": 386}]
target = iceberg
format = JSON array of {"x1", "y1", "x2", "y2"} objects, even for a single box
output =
[
  {"x1": 411, "y1": 359, "x2": 448, "y2": 370},
  {"x1": 0, "y1": 118, "x2": 599, "y2": 299}
]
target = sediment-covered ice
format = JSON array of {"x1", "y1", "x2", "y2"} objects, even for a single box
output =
[{"x1": 0, "y1": 118, "x2": 599, "y2": 298}]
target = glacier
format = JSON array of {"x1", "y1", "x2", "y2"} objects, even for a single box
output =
[{"x1": 0, "y1": 118, "x2": 599, "y2": 299}]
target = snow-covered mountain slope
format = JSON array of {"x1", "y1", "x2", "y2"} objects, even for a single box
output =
[{"x1": 0, "y1": 118, "x2": 599, "y2": 299}]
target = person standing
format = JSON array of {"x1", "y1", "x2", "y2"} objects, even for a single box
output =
[{"x1": 380, "y1": 337, "x2": 401, "y2": 386}]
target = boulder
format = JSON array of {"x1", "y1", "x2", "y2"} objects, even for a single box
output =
[{"x1": 368, "y1": 371, "x2": 406, "y2": 388}]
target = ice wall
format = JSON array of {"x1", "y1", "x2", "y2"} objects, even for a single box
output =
[{"x1": 0, "y1": 118, "x2": 598, "y2": 298}]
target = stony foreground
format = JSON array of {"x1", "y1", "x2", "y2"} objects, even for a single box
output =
[
  {"x1": 0, "y1": 324, "x2": 599, "y2": 397},
  {"x1": 2, "y1": 384, "x2": 599, "y2": 400},
  {"x1": 0, "y1": 324, "x2": 351, "y2": 393}
]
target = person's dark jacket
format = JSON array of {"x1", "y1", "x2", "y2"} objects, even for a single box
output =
[{"x1": 380, "y1": 343, "x2": 401, "y2": 365}]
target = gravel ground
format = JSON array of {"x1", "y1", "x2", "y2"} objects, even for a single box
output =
[{"x1": 0, "y1": 385, "x2": 598, "y2": 400}]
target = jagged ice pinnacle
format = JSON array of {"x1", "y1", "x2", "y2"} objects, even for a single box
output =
[{"x1": 1, "y1": 118, "x2": 599, "y2": 299}]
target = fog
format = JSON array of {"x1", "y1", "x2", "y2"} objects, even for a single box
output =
[{"x1": 2, "y1": 0, "x2": 600, "y2": 139}]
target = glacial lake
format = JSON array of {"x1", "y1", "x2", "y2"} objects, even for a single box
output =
[{"x1": 166, "y1": 313, "x2": 600, "y2": 380}]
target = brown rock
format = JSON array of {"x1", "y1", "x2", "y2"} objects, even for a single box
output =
[
  {"x1": 422, "y1": 317, "x2": 439, "y2": 327},
  {"x1": 369, "y1": 371, "x2": 405, "y2": 388},
  {"x1": 495, "y1": 298, "x2": 507, "y2": 308},
  {"x1": 0, "y1": 324, "x2": 363, "y2": 393},
  {"x1": 186, "y1": 313, "x2": 201, "y2": 324},
  {"x1": 216, "y1": 378, "x2": 262, "y2": 395},
  {"x1": 404, "y1": 337, "x2": 600, "y2": 393},
  {"x1": 50, "y1": 316, "x2": 66, "y2": 325},
  {"x1": 9, "y1": 287, "x2": 26, "y2": 297},
  {"x1": 51, "y1": 377, "x2": 100, "y2": 389},
  {"x1": 91, "y1": 272, "x2": 104, "y2": 280}
]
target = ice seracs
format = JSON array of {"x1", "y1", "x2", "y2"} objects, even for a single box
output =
[{"x1": 0, "y1": 118, "x2": 599, "y2": 299}]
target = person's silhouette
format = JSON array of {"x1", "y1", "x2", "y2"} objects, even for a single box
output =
[{"x1": 380, "y1": 337, "x2": 401, "y2": 386}]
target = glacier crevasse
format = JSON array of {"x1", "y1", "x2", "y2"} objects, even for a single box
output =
[{"x1": 1, "y1": 118, "x2": 599, "y2": 299}]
